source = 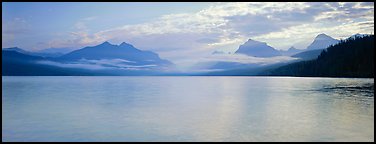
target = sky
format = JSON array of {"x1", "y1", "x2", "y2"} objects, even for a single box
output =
[{"x1": 2, "y1": 2, "x2": 374, "y2": 67}]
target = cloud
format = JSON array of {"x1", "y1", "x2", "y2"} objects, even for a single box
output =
[
  {"x1": 253, "y1": 19, "x2": 374, "y2": 49},
  {"x1": 30, "y1": 2, "x2": 374, "y2": 68},
  {"x1": 79, "y1": 59, "x2": 157, "y2": 69},
  {"x1": 36, "y1": 58, "x2": 159, "y2": 71},
  {"x1": 36, "y1": 60, "x2": 109, "y2": 70},
  {"x1": 196, "y1": 38, "x2": 221, "y2": 44},
  {"x1": 179, "y1": 53, "x2": 299, "y2": 72},
  {"x1": 200, "y1": 53, "x2": 299, "y2": 65},
  {"x1": 313, "y1": 2, "x2": 374, "y2": 22},
  {"x1": 45, "y1": 16, "x2": 106, "y2": 49},
  {"x1": 99, "y1": 3, "x2": 370, "y2": 44}
]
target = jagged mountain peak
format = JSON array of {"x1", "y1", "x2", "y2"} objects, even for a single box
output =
[
  {"x1": 235, "y1": 38, "x2": 281, "y2": 57},
  {"x1": 243, "y1": 39, "x2": 267, "y2": 45},
  {"x1": 119, "y1": 42, "x2": 135, "y2": 48},
  {"x1": 316, "y1": 33, "x2": 331, "y2": 38},
  {"x1": 306, "y1": 33, "x2": 339, "y2": 50},
  {"x1": 288, "y1": 46, "x2": 297, "y2": 50},
  {"x1": 99, "y1": 41, "x2": 113, "y2": 46}
]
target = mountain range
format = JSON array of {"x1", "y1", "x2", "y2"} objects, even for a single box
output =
[
  {"x1": 196, "y1": 33, "x2": 341, "y2": 72},
  {"x1": 2, "y1": 42, "x2": 175, "y2": 76},
  {"x1": 59, "y1": 41, "x2": 173, "y2": 66},
  {"x1": 196, "y1": 33, "x2": 372, "y2": 76},
  {"x1": 232, "y1": 33, "x2": 339, "y2": 58},
  {"x1": 2, "y1": 33, "x2": 372, "y2": 77},
  {"x1": 3, "y1": 47, "x2": 73, "y2": 58},
  {"x1": 204, "y1": 33, "x2": 338, "y2": 66}
]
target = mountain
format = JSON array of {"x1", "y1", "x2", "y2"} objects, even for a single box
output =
[
  {"x1": 306, "y1": 33, "x2": 339, "y2": 50},
  {"x1": 235, "y1": 39, "x2": 281, "y2": 57},
  {"x1": 36, "y1": 47, "x2": 75, "y2": 54},
  {"x1": 3, "y1": 47, "x2": 31, "y2": 54},
  {"x1": 59, "y1": 41, "x2": 173, "y2": 67},
  {"x1": 3, "y1": 47, "x2": 66, "y2": 58},
  {"x1": 2, "y1": 50, "x2": 149, "y2": 76},
  {"x1": 32, "y1": 52, "x2": 65, "y2": 58},
  {"x1": 292, "y1": 33, "x2": 372, "y2": 61},
  {"x1": 2, "y1": 50, "x2": 91, "y2": 76},
  {"x1": 191, "y1": 39, "x2": 292, "y2": 72},
  {"x1": 2, "y1": 41, "x2": 176, "y2": 76},
  {"x1": 291, "y1": 49, "x2": 324, "y2": 60},
  {"x1": 291, "y1": 33, "x2": 364, "y2": 61},
  {"x1": 2, "y1": 50, "x2": 175, "y2": 76},
  {"x1": 279, "y1": 46, "x2": 303, "y2": 56},
  {"x1": 263, "y1": 35, "x2": 374, "y2": 78},
  {"x1": 2, "y1": 50, "x2": 44, "y2": 62},
  {"x1": 33, "y1": 47, "x2": 76, "y2": 57}
]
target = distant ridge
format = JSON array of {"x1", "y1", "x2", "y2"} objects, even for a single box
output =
[{"x1": 235, "y1": 39, "x2": 281, "y2": 57}]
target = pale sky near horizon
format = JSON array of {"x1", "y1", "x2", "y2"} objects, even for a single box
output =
[{"x1": 2, "y1": 2, "x2": 374, "y2": 66}]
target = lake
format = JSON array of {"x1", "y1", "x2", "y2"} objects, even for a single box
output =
[{"x1": 2, "y1": 76, "x2": 374, "y2": 142}]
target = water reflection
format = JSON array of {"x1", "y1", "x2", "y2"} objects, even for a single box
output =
[
  {"x1": 263, "y1": 77, "x2": 374, "y2": 141},
  {"x1": 320, "y1": 83, "x2": 374, "y2": 97},
  {"x1": 2, "y1": 76, "x2": 374, "y2": 142}
]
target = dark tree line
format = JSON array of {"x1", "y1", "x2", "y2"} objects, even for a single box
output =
[{"x1": 263, "y1": 35, "x2": 374, "y2": 78}]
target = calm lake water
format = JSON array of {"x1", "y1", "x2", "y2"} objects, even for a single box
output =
[{"x1": 2, "y1": 76, "x2": 374, "y2": 142}]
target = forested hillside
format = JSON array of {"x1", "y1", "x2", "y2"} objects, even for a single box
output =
[{"x1": 263, "y1": 35, "x2": 374, "y2": 78}]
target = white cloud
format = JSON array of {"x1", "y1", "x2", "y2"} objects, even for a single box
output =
[
  {"x1": 200, "y1": 53, "x2": 298, "y2": 65},
  {"x1": 78, "y1": 59, "x2": 157, "y2": 69},
  {"x1": 40, "y1": 2, "x2": 374, "y2": 68},
  {"x1": 177, "y1": 53, "x2": 299, "y2": 72},
  {"x1": 36, "y1": 58, "x2": 159, "y2": 71},
  {"x1": 36, "y1": 60, "x2": 109, "y2": 70},
  {"x1": 253, "y1": 20, "x2": 374, "y2": 49}
]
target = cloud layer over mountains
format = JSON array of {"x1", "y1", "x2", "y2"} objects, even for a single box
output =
[{"x1": 3, "y1": 2, "x2": 374, "y2": 68}]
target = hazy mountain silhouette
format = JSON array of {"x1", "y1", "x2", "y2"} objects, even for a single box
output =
[
  {"x1": 34, "y1": 47, "x2": 75, "y2": 57},
  {"x1": 306, "y1": 33, "x2": 339, "y2": 50},
  {"x1": 3, "y1": 47, "x2": 67, "y2": 58},
  {"x1": 279, "y1": 46, "x2": 303, "y2": 56},
  {"x1": 235, "y1": 39, "x2": 281, "y2": 57},
  {"x1": 3, "y1": 33, "x2": 371, "y2": 77},
  {"x1": 2, "y1": 50, "x2": 91, "y2": 75},
  {"x1": 291, "y1": 49, "x2": 324, "y2": 60},
  {"x1": 2, "y1": 41, "x2": 175, "y2": 75},
  {"x1": 3, "y1": 47, "x2": 31, "y2": 54},
  {"x1": 59, "y1": 41, "x2": 173, "y2": 67}
]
